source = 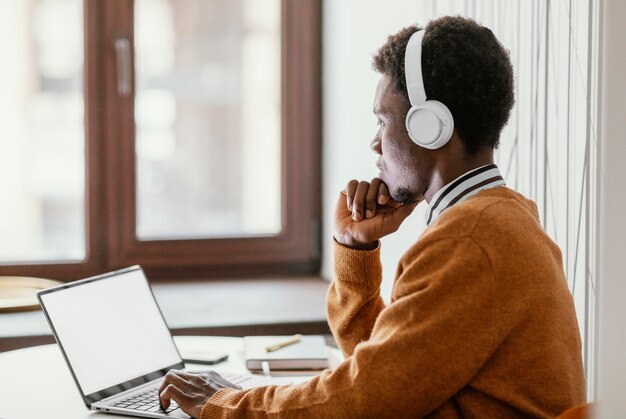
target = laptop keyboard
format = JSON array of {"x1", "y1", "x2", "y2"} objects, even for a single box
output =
[
  {"x1": 113, "y1": 388, "x2": 179, "y2": 413},
  {"x1": 111, "y1": 373, "x2": 252, "y2": 413}
]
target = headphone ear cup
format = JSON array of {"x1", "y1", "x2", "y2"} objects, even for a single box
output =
[{"x1": 405, "y1": 100, "x2": 454, "y2": 149}]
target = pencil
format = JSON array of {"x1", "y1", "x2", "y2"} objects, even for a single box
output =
[{"x1": 265, "y1": 334, "x2": 302, "y2": 352}]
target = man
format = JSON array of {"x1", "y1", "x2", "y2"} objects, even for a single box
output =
[{"x1": 159, "y1": 16, "x2": 585, "y2": 418}]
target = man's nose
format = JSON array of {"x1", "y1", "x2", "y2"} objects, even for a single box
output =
[{"x1": 370, "y1": 138, "x2": 382, "y2": 154}]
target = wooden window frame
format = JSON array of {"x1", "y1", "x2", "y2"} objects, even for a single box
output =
[{"x1": 0, "y1": 0, "x2": 321, "y2": 281}]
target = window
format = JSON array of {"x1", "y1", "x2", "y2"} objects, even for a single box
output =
[
  {"x1": 0, "y1": 0, "x2": 85, "y2": 263},
  {"x1": 0, "y1": 0, "x2": 321, "y2": 280}
]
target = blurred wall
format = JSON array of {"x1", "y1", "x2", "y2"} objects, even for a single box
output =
[
  {"x1": 321, "y1": 0, "x2": 428, "y2": 301},
  {"x1": 597, "y1": 0, "x2": 626, "y2": 416}
]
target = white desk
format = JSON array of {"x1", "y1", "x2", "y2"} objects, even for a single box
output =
[{"x1": 0, "y1": 336, "x2": 341, "y2": 419}]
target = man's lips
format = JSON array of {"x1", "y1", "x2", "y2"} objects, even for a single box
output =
[{"x1": 375, "y1": 158, "x2": 383, "y2": 171}]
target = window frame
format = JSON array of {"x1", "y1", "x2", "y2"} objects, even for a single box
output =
[{"x1": 0, "y1": 0, "x2": 322, "y2": 280}]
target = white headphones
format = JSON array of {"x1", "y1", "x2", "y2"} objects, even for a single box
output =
[{"x1": 404, "y1": 30, "x2": 454, "y2": 149}]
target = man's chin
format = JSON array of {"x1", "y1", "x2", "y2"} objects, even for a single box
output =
[
  {"x1": 392, "y1": 187, "x2": 418, "y2": 205},
  {"x1": 378, "y1": 176, "x2": 418, "y2": 205}
]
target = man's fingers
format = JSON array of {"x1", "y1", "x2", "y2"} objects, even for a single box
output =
[
  {"x1": 339, "y1": 179, "x2": 395, "y2": 222},
  {"x1": 365, "y1": 178, "x2": 381, "y2": 218},
  {"x1": 186, "y1": 370, "x2": 231, "y2": 389},
  {"x1": 159, "y1": 384, "x2": 186, "y2": 410},
  {"x1": 174, "y1": 370, "x2": 201, "y2": 382},
  {"x1": 377, "y1": 182, "x2": 390, "y2": 205},
  {"x1": 159, "y1": 370, "x2": 195, "y2": 410},
  {"x1": 351, "y1": 181, "x2": 370, "y2": 221},
  {"x1": 160, "y1": 370, "x2": 189, "y2": 394},
  {"x1": 386, "y1": 201, "x2": 418, "y2": 224},
  {"x1": 207, "y1": 372, "x2": 243, "y2": 390},
  {"x1": 345, "y1": 180, "x2": 358, "y2": 211}
]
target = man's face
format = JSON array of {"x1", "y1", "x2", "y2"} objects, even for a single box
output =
[{"x1": 371, "y1": 75, "x2": 434, "y2": 204}]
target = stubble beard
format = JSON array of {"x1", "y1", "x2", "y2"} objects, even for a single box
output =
[{"x1": 393, "y1": 187, "x2": 418, "y2": 205}]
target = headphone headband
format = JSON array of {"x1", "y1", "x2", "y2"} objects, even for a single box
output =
[{"x1": 404, "y1": 30, "x2": 427, "y2": 106}]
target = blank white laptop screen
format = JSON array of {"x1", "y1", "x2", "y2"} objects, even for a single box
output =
[{"x1": 39, "y1": 268, "x2": 181, "y2": 395}]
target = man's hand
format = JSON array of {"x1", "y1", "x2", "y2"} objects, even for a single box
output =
[
  {"x1": 158, "y1": 370, "x2": 242, "y2": 418},
  {"x1": 334, "y1": 178, "x2": 418, "y2": 249}
]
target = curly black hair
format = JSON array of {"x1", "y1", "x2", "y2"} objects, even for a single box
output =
[{"x1": 372, "y1": 16, "x2": 515, "y2": 156}]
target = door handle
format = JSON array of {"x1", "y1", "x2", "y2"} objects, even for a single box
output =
[{"x1": 114, "y1": 37, "x2": 132, "y2": 97}]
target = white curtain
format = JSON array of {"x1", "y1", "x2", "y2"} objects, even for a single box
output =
[{"x1": 420, "y1": 0, "x2": 600, "y2": 399}]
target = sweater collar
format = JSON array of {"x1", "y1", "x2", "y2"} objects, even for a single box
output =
[{"x1": 425, "y1": 164, "x2": 505, "y2": 226}]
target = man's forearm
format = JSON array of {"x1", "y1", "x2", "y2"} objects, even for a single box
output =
[{"x1": 327, "y1": 239, "x2": 386, "y2": 357}]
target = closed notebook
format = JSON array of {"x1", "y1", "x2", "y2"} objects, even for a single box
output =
[{"x1": 244, "y1": 335, "x2": 329, "y2": 371}]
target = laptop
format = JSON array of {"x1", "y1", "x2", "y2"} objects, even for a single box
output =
[{"x1": 37, "y1": 265, "x2": 275, "y2": 418}]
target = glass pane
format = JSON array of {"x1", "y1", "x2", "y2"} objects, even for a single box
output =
[
  {"x1": 0, "y1": 0, "x2": 85, "y2": 262},
  {"x1": 135, "y1": 0, "x2": 281, "y2": 240}
]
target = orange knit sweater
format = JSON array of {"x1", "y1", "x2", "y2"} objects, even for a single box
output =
[{"x1": 202, "y1": 187, "x2": 585, "y2": 418}]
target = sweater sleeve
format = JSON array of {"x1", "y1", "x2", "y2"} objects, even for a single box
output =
[
  {"x1": 326, "y1": 239, "x2": 386, "y2": 357},
  {"x1": 201, "y1": 237, "x2": 511, "y2": 419}
]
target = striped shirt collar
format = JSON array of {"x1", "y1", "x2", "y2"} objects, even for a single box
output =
[{"x1": 425, "y1": 164, "x2": 505, "y2": 226}]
